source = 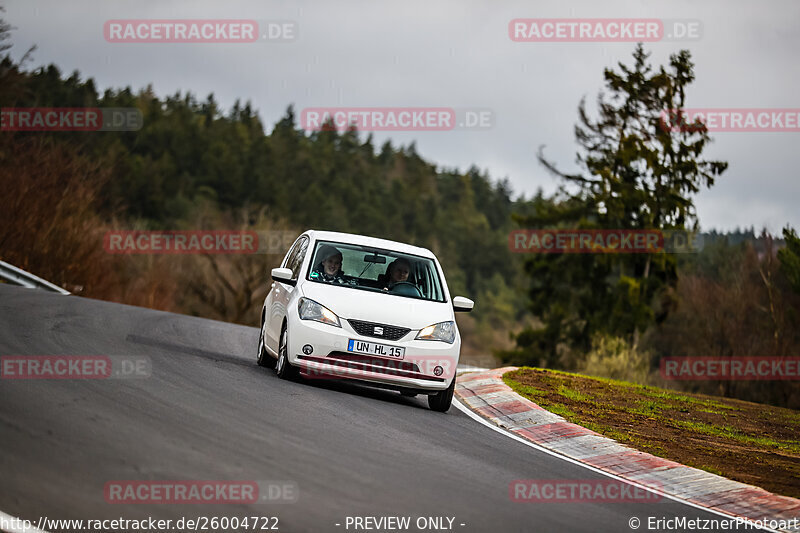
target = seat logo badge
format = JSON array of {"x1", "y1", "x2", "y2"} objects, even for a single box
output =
[{"x1": 374, "y1": 326, "x2": 384, "y2": 335}]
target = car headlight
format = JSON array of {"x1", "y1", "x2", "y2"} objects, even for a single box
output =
[
  {"x1": 298, "y1": 298, "x2": 341, "y2": 328},
  {"x1": 415, "y1": 321, "x2": 456, "y2": 343}
]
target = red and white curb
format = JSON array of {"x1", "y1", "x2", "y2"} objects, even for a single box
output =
[{"x1": 455, "y1": 367, "x2": 800, "y2": 533}]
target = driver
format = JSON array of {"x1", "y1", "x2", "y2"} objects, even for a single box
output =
[{"x1": 384, "y1": 258, "x2": 411, "y2": 289}]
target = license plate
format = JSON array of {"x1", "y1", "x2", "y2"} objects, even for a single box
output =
[{"x1": 347, "y1": 339, "x2": 405, "y2": 359}]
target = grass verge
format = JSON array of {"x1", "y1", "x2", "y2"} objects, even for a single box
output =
[{"x1": 502, "y1": 367, "x2": 800, "y2": 499}]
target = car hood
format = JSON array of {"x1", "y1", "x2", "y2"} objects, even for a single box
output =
[{"x1": 300, "y1": 281, "x2": 451, "y2": 329}]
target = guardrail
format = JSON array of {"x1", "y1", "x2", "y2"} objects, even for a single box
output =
[{"x1": 0, "y1": 260, "x2": 70, "y2": 295}]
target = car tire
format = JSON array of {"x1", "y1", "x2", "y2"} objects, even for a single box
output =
[
  {"x1": 256, "y1": 323, "x2": 275, "y2": 368},
  {"x1": 275, "y1": 324, "x2": 298, "y2": 380},
  {"x1": 428, "y1": 376, "x2": 456, "y2": 412}
]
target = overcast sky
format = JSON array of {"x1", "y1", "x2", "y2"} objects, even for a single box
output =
[{"x1": 5, "y1": 0, "x2": 799, "y2": 232}]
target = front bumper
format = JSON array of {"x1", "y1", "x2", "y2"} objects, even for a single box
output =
[{"x1": 287, "y1": 317, "x2": 459, "y2": 391}]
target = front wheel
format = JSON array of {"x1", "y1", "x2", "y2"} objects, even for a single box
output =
[
  {"x1": 256, "y1": 323, "x2": 275, "y2": 368},
  {"x1": 275, "y1": 324, "x2": 298, "y2": 380},
  {"x1": 428, "y1": 376, "x2": 456, "y2": 412}
]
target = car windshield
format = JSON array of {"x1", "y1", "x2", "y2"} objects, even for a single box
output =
[{"x1": 306, "y1": 240, "x2": 445, "y2": 302}]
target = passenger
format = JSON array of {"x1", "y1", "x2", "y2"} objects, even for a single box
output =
[{"x1": 312, "y1": 244, "x2": 346, "y2": 283}]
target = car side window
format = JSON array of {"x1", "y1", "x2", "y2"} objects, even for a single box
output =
[
  {"x1": 282, "y1": 239, "x2": 302, "y2": 270},
  {"x1": 287, "y1": 237, "x2": 309, "y2": 280},
  {"x1": 422, "y1": 263, "x2": 441, "y2": 301}
]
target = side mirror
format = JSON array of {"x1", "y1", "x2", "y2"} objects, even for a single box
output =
[
  {"x1": 452, "y1": 296, "x2": 474, "y2": 313},
  {"x1": 271, "y1": 267, "x2": 296, "y2": 286}
]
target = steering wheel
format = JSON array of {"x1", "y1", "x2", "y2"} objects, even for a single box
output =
[{"x1": 389, "y1": 281, "x2": 422, "y2": 297}]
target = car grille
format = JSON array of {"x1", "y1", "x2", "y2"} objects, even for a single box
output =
[
  {"x1": 297, "y1": 353, "x2": 445, "y2": 382},
  {"x1": 347, "y1": 319, "x2": 410, "y2": 341},
  {"x1": 326, "y1": 352, "x2": 420, "y2": 373}
]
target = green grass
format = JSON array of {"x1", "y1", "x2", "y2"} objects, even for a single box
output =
[
  {"x1": 503, "y1": 367, "x2": 799, "y2": 454},
  {"x1": 506, "y1": 381, "x2": 547, "y2": 400},
  {"x1": 694, "y1": 464, "x2": 724, "y2": 476},
  {"x1": 502, "y1": 367, "x2": 800, "y2": 499},
  {"x1": 508, "y1": 367, "x2": 739, "y2": 411},
  {"x1": 628, "y1": 399, "x2": 663, "y2": 417},
  {"x1": 782, "y1": 412, "x2": 800, "y2": 427},
  {"x1": 507, "y1": 382, "x2": 581, "y2": 419},
  {"x1": 556, "y1": 384, "x2": 594, "y2": 403},
  {"x1": 670, "y1": 420, "x2": 800, "y2": 454},
  {"x1": 504, "y1": 380, "x2": 668, "y2": 457}
]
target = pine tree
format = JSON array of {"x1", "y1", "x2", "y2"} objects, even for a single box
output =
[{"x1": 510, "y1": 45, "x2": 728, "y2": 366}]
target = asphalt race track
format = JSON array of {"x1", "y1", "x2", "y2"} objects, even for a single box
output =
[{"x1": 0, "y1": 284, "x2": 744, "y2": 532}]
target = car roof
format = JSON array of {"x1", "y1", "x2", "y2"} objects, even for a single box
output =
[{"x1": 300, "y1": 230, "x2": 436, "y2": 259}]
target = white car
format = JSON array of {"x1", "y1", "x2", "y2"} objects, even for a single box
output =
[{"x1": 257, "y1": 230, "x2": 474, "y2": 412}]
